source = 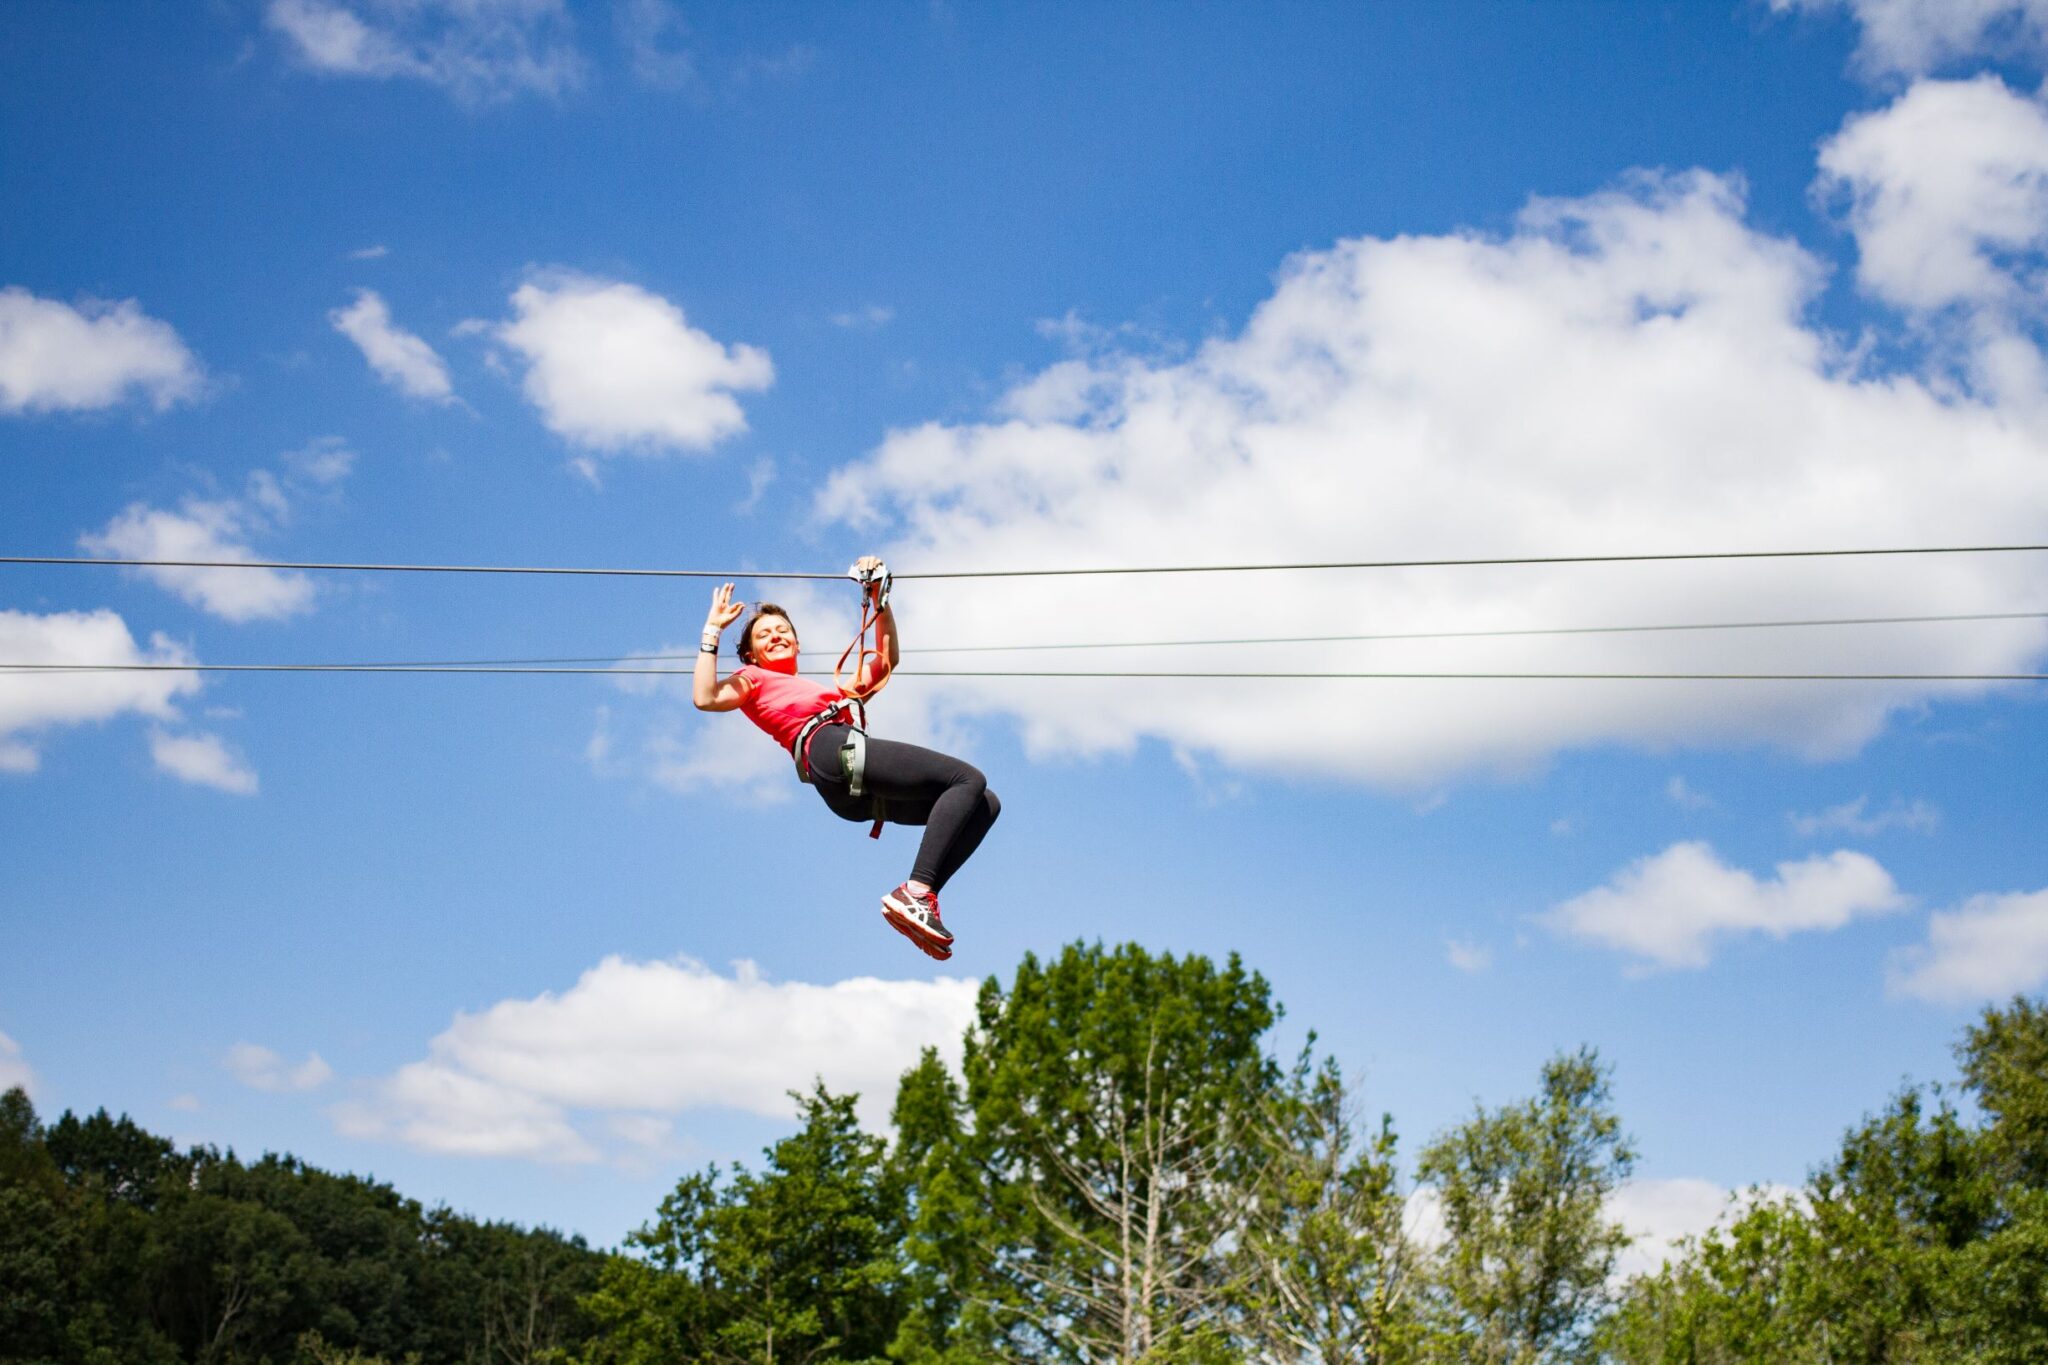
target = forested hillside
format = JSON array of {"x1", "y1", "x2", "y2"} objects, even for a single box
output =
[
  {"x1": 0, "y1": 1092, "x2": 603, "y2": 1362},
  {"x1": 5, "y1": 942, "x2": 2044, "y2": 1363}
]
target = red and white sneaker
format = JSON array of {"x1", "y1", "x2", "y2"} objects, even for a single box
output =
[{"x1": 882, "y1": 884, "x2": 953, "y2": 961}]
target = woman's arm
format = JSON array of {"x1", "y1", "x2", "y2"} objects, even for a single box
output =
[
  {"x1": 694, "y1": 582, "x2": 752, "y2": 712},
  {"x1": 878, "y1": 600, "x2": 899, "y2": 666},
  {"x1": 852, "y1": 555, "x2": 898, "y2": 692}
]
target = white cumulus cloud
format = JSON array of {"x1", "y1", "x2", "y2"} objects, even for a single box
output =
[
  {"x1": 0, "y1": 287, "x2": 201, "y2": 415},
  {"x1": 1777, "y1": 0, "x2": 2048, "y2": 77},
  {"x1": 643, "y1": 711, "x2": 794, "y2": 803},
  {"x1": 0, "y1": 1031, "x2": 36, "y2": 1097},
  {"x1": 336, "y1": 1058, "x2": 599, "y2": 1162},
  {"x1": 1411, "y1": 1173, "x2": 1799, "y2": 1283},
  {"x1": 1609, "y1": 1178, "x2": 1805, "y2": 1281},
  {"x1": 1404, "y1": 1185, "x2": 1448, "y2": 1252},
  {"x1": 81, "y1": 497, "x2": 316, "y2": 623},
  {"x1": 150, "y1": 730, "x2": 259, "y2": 795},
  {"x1": 815, "y1": 156, "x2": 2048, "y2": 788},
  {"x1": 330, "y1": 289, "x2": 454, "y2": 401},
  {"x1": 490, "y1": 271, "x2": 772, "y2": 457},
  {"x1": 1888, "y1": 887, "x2": 2048, "y2": 1001},
  {"x1": 1543, "y1": 841, "x2": 1908, "y2": 972},
  {"x1": 226, "y1": 1042, "x2": 334, "y2": 1093},
  {"x1": 0, "y1": 611, "x2": 200, "y2": 774},
  {"x1": 281, "y1": 434, "x2": 357, "y2": 486},
  {"x1": 335, "y1": 955, "x2": 979, "y2": 1162},
  {"x1": 1818, "y1": 76, "x2": 2048, "y2": 313},
  {"x1": 606, "y1": 1113, "x2": 674, "y2": 1150},
  {"x1": 77, "y1": 450, "x2": 352, "y2": 624},
  {"x1": 265, "y1": 0, "x2": 585, "y2": 103}
]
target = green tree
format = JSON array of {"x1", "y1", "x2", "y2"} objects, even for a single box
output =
[
  {"x1": 1599, "y1": 1090, "x2": 1991, "y2": 1364},
  {"x1": 3, "y1": 1088, "x2": 606, "y2": 1365},
  {"x1": 1, "y1": 1087, "x2": 74, "y2": 1363},
  {"x1": 579, "y1": 1084, "x2": 902, "y2": 1365},
  {"x1": 44, "y1": 1108, "x2": 181, "y2": 1209},
  {"x1": 898, "y1": 941, "x2": 1284, "y2": 1364},
  {"x1": 1417, "y1": 1048, "x2": 1634, "y2": 1364},
  {"x1": 885, "y1": 1050, "x2": 980, "y2": 1365},
  {"x1": 1960, "y1": 996, "x2": 2048, "y2": 1189},
  {"x1": 706, "y1": 1085, "x2": 903, "y2": 1364},
  {"x1": 1, "y1": 1087, "x2": 182, "y2": 1365},
  {"x1": 1600, "y1": 997, "x2": 2048, "y2": 1363},
  {"x1": 1949, "y1": 997, "x2": 2048, "y2": 1360},
  {"x1": 0, "y1": 1087, "x2": 61, "y2": 1198},
  {"x1": 1805, "y1": 1087, "x2": 1990, "y2": 1359},
  {"x1": 577, "y1": 1172, "x2": 725, "y2": 1364},
  {"x1": 1231, "y1": 1053, "x2": 1424, "y2": 1364},
  {"x1": 1596, "y1": 1193, "x2": 1826, "y2": 1364},
  {"x1": 143, "y1": 1168, "x2": 314, "y2": 1363},
  {"x1": 417, "y1": 1212, "x2": 602, "y2": 1365},
  {"x1": 290, "y1": 1329, "x2": 422, "y2": 1364}
]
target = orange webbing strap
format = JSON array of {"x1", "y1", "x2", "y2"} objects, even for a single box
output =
[{"x1": 834, "y1": 575, "x2": 893, "y2": 703}]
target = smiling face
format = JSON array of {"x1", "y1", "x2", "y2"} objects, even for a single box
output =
[{"x1": 743, "y1": 608, "x2": 799, "y2": 671}]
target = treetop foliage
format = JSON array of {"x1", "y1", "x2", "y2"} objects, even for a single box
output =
[
  {"x1": 1601, "y1": 993, "x2": 2048, "y2": 1365},
  {"x1": 7, "y1": 946, "x2": 2046, "y2": 1364}
]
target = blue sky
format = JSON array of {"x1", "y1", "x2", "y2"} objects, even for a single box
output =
[{"x1": 7, "y1": 0, "x2": 2048, "y2": 1264}]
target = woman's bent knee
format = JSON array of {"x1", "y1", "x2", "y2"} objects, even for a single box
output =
[{"x1": 984, "y1": 789, "x2": 1001, "y2": 823}]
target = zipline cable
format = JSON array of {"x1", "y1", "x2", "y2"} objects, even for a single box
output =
[
  {"x1": 904, "y1": 669, "x2": 2048, "y2": 681},
  {"x1": 1, "y1": 608, "x2": 2032, "y2": 674},
  {"x1": 0, "y1": 556, "x2": 844, "y2": 581},
  {"x1": 2, "y1": 662, "x2": 2044, "y2": 681},
  {"x1": 902, "y1": 543, "x2": 2048, "y2": 579},
  {"x1": 884, "y1": 609, "x2": 2048, "y2": 654},
  {"x1": 7, "y1": 540, "x2": 2048, "y2": 581}
]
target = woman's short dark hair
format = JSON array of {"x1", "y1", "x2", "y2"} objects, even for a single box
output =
[{"x1": 735, "y1": 604, "x2": 797, "y2": 665}]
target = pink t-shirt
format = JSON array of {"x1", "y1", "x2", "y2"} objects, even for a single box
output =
[{"x1": 735, "y1": 664, "x2": 849, "y2": 755}]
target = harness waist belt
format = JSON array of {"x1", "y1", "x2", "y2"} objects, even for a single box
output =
[
  {"x1": 789, "y1": 699, "x2": 884, "y2": 840},
  {"x1": 789, "y1": 697, "x2": 865, "y2": 781}
]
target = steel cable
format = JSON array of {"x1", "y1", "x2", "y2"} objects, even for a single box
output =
[
  {"x1": 6, "y1": 540, "x2": 2048, "y2": 581},
  {"x1": 2, "y1": 662, "x2": 2042, "y2": 682}
]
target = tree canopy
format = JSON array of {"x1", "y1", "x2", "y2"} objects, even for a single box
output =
[{"x1": 7, "y1": 946, "x2": 2047, "y2": 1363}]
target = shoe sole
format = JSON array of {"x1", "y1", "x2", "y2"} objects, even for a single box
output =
[{"x1": 882, "y1": 904, "x2": 954, "y2": 961}]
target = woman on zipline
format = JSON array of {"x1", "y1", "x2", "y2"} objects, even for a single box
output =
[{"x1": 693, "y1": 557, "x2": 999, "y2": 961}]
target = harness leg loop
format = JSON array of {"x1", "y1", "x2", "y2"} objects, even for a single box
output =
[{"x1": 840, "y1": 728, "x2": 885, "y2": 838}]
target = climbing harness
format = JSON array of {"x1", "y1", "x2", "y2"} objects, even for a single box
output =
[{"x1": 793, "y1": 561, "x2": 895, "y2": 839}]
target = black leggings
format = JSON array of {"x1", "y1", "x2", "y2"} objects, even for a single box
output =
[{"x1": 806, "y1": 725, "x2": 1001, "y2": 893}]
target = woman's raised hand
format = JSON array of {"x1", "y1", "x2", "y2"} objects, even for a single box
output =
[{"x1": 705, "y1": 582, "x2": 744, "y2": 631}]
